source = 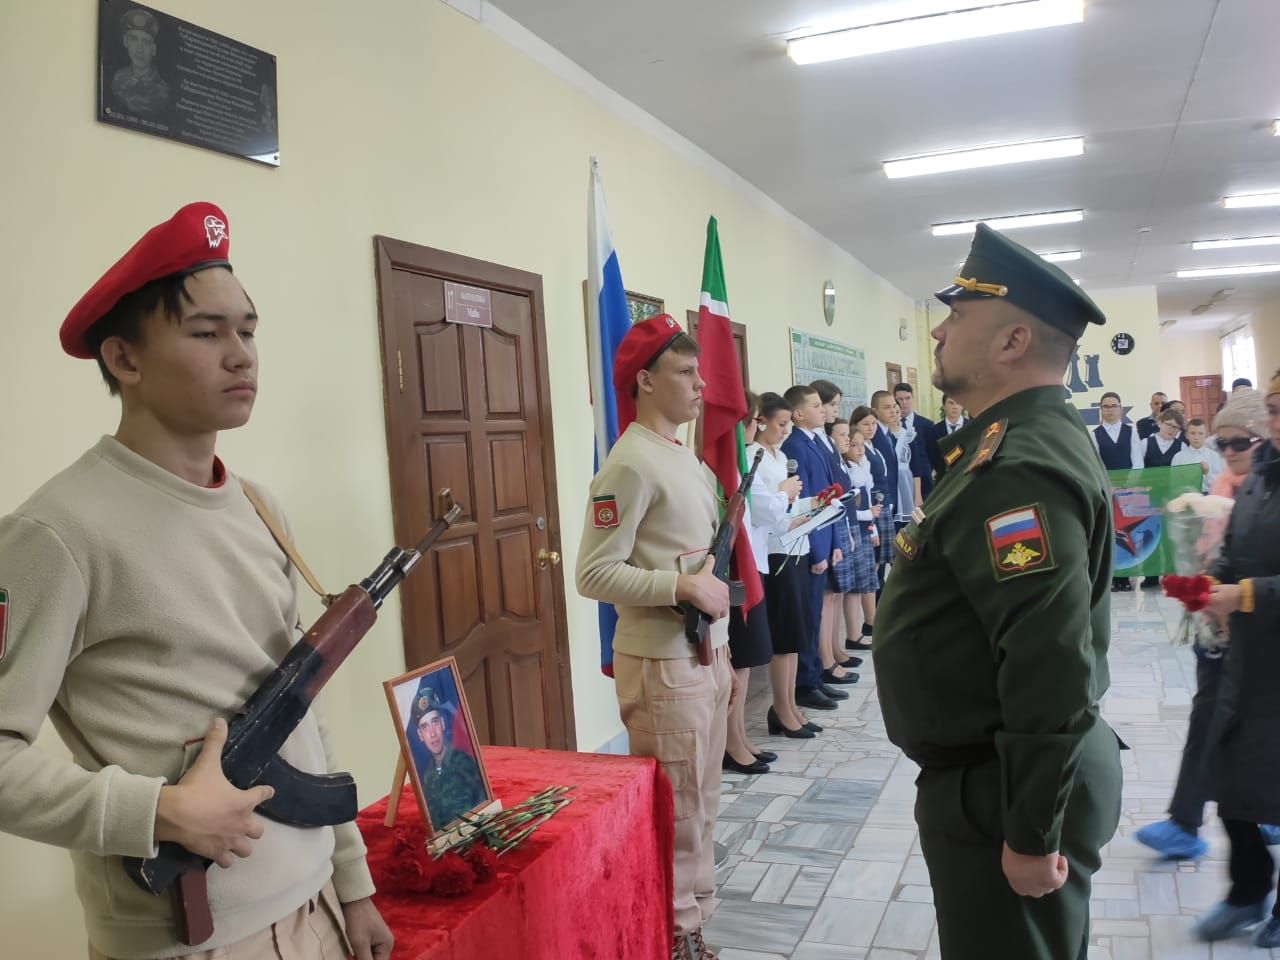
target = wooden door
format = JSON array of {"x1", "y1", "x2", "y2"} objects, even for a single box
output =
[
  {"x1": 686, "y1": 310, "x2": 749, "y2": 455},
  {"x1": 1179, "y1": 375, "x2": 1225, "y2": 424},
  {"x1": 373, "y1": 237, "x2": 575, "y2": 751}
]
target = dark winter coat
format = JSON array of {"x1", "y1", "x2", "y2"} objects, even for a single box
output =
[{"x1": 1209, "y1": 442, "x2": 1280, "y2": 823}]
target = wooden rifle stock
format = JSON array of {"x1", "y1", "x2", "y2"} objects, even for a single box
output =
[{"x1": 121, "y1": 490, "x2": 462, "y2": 946}]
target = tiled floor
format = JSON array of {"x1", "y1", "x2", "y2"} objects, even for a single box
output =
[{"x1": 705, "y1": 588, "x2": 1280, "y2": 959}]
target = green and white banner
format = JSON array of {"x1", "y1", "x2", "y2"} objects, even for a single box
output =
[{"x1": 1108, "y1": 465, "x2": 1205, "y2": 576}]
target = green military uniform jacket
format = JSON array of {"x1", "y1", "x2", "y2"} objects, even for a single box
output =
[
  {"x1": 422, "y1": 747, "x2": 487, "y2": 830},
  {"x1": 875, "y1": 385, "x2": 1114, "y2": 856}
]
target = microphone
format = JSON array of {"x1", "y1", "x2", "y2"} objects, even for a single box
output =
[{"x1": 786, "y1": 459, "x2": 798, "y2": 478}]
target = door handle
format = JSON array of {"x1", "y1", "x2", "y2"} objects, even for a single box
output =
[{"x1": 536, "y1": 549, "x2": 561, "y2": 569}]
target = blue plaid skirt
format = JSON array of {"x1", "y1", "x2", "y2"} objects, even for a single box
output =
[
  {"x1": 846, "y1": 517, "x2": 880, "y2": 593},
  {"x1": 827, "y1": 511, "x2": 854, "y2": 593}
]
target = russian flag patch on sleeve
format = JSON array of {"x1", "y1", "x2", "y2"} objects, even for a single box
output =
[{"x1": 985, "y1": 504, "x2": 1055, "y2": 581}]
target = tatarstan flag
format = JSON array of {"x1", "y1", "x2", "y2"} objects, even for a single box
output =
[{"x1": 698, "y1": 216, "x2": 764, "y2": 612}]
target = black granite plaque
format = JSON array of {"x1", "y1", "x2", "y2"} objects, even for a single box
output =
[{"x1": 97, "y1": 0, "x2": 279, "y2": 166}]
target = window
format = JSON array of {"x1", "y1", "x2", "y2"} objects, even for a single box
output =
[{"x1": 1221, "y1": 325, "x2": 1257, "y2": 390}]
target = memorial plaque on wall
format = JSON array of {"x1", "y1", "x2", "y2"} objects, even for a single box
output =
[{"x1": 97, "y1": 0, "x2": 280, "y2": 166}]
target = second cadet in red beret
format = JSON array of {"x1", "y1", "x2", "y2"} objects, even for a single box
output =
[
  {"x1": 578, "y1": 311, "x2": 736, "y2": 959},
  {"x1": 0, "y1": 203, "x2": 394, "y2": 958}
]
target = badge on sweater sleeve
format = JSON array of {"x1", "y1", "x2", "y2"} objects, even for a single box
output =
[
  {"x1": 985, "y1": 505, "x2": 1055, "y2": 581},
  {"x1": 592, "y1": 495, "x2": 620, "y2": 529},
  {"x1": 0, "y1": 588, "x2": 8, "y2": 660}
]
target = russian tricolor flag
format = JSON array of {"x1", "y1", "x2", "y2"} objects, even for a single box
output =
[
  {"x1": 988, "y1": 508, "x2": 1042, "y2": 549},
  {"x1": 587, "y1": 156, "x2": 632, "y2": 677}
]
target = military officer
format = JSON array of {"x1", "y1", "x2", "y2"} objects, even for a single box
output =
[
  {"x1": 410, "y1": 688, "x2": 488, "y2": 831},
  {"x1": 874, "y1": 223, "x2": 1123, "y2": 960},
  {"x1": 111, "y1": 8, "x2": 170, "y2": 116}
]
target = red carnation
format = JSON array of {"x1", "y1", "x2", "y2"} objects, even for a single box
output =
[
  {"x1": 392, "y1": 823, "x2": 427, "y2": 857},
  {"x1": 430, "y1": 851, "x2": 477, "y2": 897},
  {"x1": 1164, "y1": 574, "x2": 1212, "y2": 612},
  {"x1": 462, "y1": 843, "x2": 499, "y2": 883},
  {"x1": 387, "y1": 851, "x2": 434, "y2": 894}
]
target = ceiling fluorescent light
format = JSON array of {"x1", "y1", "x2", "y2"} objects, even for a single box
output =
[
  {"x1": 1176, "y1": 264, "x2": 1280, "y2": 279},
  {"x1": 1192, "y1": 236, "x2": 1280, "y2": 251},
  {"x1": 1223, "y1": 192, "x2": 1280, "y2": 209},
  {"x1": 1040, "y1": 250, "x2": 1082, "y2": 262},
  {"x1": 884, "y1": 136, "x2": 1084, "y2": 179},
  {"x1": 787, "y1": 0, "x2": 1084, "y2": 64},
  {"x1": 1272, "y1": 120, "x2": 1280, "y2": 137},
  {"x1": 931, "y1": 209, "x2": 1083, "y2": 236}
]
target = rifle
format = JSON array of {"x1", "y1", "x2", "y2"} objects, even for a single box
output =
[
  {"x1": 682, "y1": 449, "x2": 765, "y2": 666},
  {"x1": 122, "y1": 490, "x2": 464, "y2": 946}
]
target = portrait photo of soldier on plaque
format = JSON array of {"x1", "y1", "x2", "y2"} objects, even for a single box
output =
[
  {"x1": 385, "y1": 658, "x2": 493, "y2": 836},
  {"x1": 110, "y1": 6, "x2": 170, "y2": 117}
]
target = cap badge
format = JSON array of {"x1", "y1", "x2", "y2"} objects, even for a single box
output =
[
  {"x1": 665, "y1": 316, "x2": 676, "y2": 328},
  {"x1": 204, "y1": 215, "x2": 229, "y2": 249}
]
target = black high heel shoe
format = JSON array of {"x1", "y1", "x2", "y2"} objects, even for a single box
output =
[
  {"x1": 723, "y1": 752, "x2": 770, "y2": 775},
  {"x1": 767, "y1": 706, "x2": 815, "y2": 739},
  {"x1": 803, "y1": 721, "x2": 823, "y2": 733}
]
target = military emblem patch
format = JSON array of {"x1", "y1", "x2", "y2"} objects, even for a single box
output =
[
  {"x1": 0, "y1": 588, "x2": 8, "y2": 660},
  {"x1": 985, "y1": 504, "x2": 1055, "y2": 581},
  {"x1": 592, "y1": 495, "x2": 620, "y2": 529}
]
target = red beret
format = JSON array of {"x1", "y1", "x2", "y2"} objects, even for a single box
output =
[
  {"x1": 60, "y1": 202, "x2": 232, "y2": 359},
  {"x1": 612, "y1": 313, "x2": 684, "y2": 432}
]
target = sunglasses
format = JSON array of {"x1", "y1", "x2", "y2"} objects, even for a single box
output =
[{"x1": 1215, "y1": 436, "x2": 1260, "y2": 453}]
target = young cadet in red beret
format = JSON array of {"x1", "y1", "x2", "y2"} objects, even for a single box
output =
[
  {"x1": 0, "y1": 203, "x2": 393, "y2": 960},
  {"x1": 575, "y1": 315, "x2": 733, "y2": 960}
]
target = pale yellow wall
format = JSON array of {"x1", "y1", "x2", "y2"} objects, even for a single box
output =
[
  {"x1": 1067, "y1": 286, "x2": 1161, "y2": 418},
  {"x1": 0, "y1": 2, "x2": 919, "y2": 953},
  {"x1": 1250, "y1": 304, "x2": 1280, "y2": 382},
  {"x1": 1161, "y1": 331, "x2": 1224, "y2": 404}
]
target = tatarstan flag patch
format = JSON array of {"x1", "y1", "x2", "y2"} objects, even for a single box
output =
[
  {"x1": 0, "y1": 588, "x2": 8, "y2": 660},
  {"x1": 985, "y1": 504, "x2": 1055, "y2": 581},
  {"x1": 592, "y1": 495, "x2": 620, "y2": 529}
]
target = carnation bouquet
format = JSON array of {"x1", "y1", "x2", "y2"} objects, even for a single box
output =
[{"x1": 1162, "y1": 492, "x2": 1234, "y2": 648}]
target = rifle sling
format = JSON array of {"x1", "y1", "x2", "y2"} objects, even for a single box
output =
[{"x1": 241, "y1": 481, "x2": 338, "y2": 607}]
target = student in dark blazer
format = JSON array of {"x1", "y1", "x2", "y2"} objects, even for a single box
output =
[
  {"x1": 929, "y1": 394, "x2": 968, "y2": 479},
  {"x1": 894, "y1": 383, "x2": 935, "y2": 499},
  {"x1": 781, "y1": 384, "x2": 844, "y2": 711}
]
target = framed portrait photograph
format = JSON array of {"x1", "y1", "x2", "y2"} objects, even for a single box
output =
[
  {"x1": 625, "y1": 290, "x2": 665, "y2": 326},
  {"x1": 384, "y1": 657, "x2": 494, "y2": 836}
]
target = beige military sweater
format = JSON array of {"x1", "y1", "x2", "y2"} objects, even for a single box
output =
[
  {"x1": 0, "y1": 437, "x2": 373, "y2": 959},
  {"x1": 576, "y1": 423, "x2": 729, "y2": 659}
]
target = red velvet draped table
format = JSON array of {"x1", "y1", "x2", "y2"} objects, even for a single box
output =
[{"x1": 357, "y1": 746, "x2": 674, "y2": 960}]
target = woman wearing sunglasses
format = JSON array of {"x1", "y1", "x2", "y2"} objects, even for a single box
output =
[
  {"x1": 1137, "y1": 389, "x2": 1269, "y2": 865},
  {"x1": 1193, "y1": 381, "x2": 1280, "y2": 946}
]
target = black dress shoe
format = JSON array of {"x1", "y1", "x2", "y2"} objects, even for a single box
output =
[
  {"x1": 823, "y1": 669, "x2": 859, "y2": 685},
  {"x1": 723, "y1": 752, "x2": 770, "y2": 775},
  {"x1": 839, "y1": 655, "x2": 863, "y2": 668},
  {"x1": 767, "y1": 706, "x2": 817, "y2": 737},
  {"x1": 803, "y1": 721, "x2": 824, "y2": 733},
  {"x1": 795, "y1": 688, "x2": 838, "y2": 711},
  {"x1": 821, "y1": 683, "x2": 851, "y2": 700},
  {"x1": 753, "y1": 750, "x2": 778, "y2": 764},
  {"x1": 1141, "y1": 576, "x2": 1161, "y2": 589},
  {"x1": 846, "y1": 636, "x2": 873, "y2": 651}
]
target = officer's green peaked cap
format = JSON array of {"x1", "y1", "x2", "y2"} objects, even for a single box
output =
[{"x1": 935, "y1": 223, "x2": 1107, "y2": 339}]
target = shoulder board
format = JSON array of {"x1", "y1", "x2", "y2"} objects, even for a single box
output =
[{"x1": 966, "y1": 419, "x2": 1008, "y2": 474}]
